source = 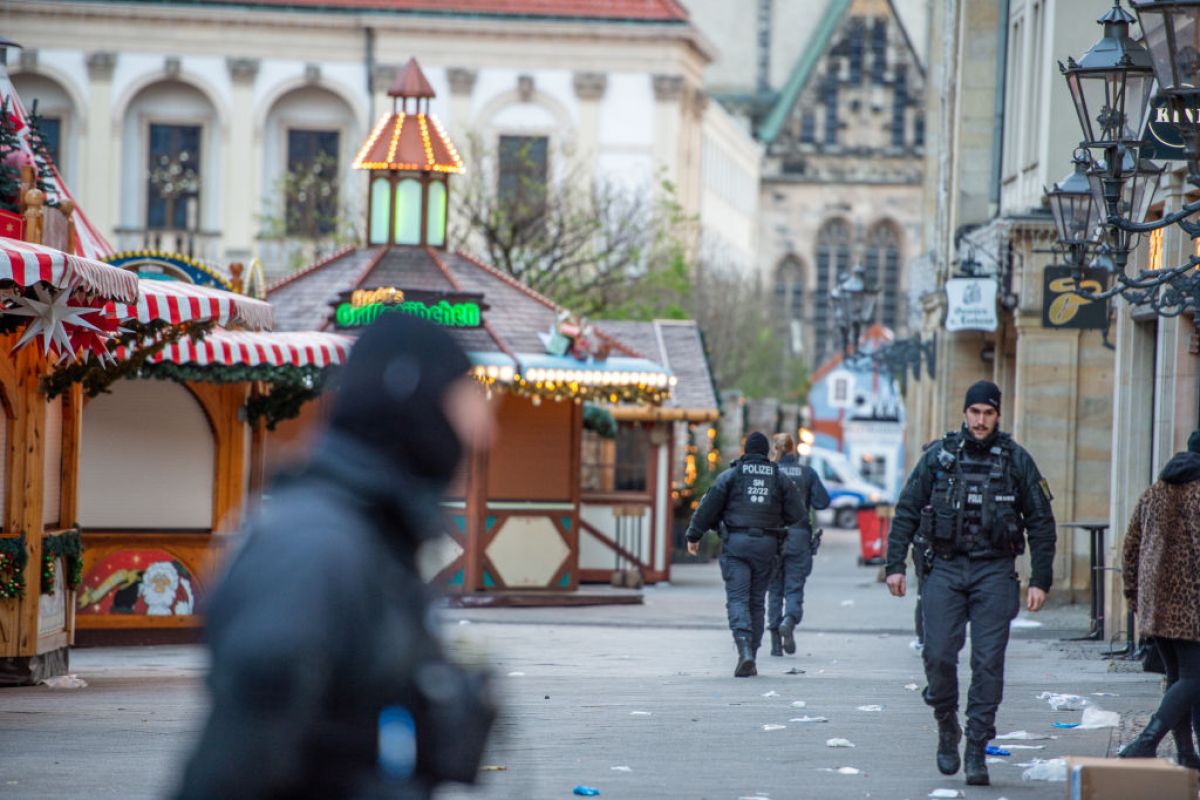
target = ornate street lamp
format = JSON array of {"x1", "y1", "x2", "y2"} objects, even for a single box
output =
[
  {"x1": 1061, "y1": 3, "x2": 1157, "y2": 149},
  {"x1": 831, "y1": 264, "x2": 878, "y2": 356},
  {"x1": 1047, "y1": 151, "x2": 1103, "y2": 248}
]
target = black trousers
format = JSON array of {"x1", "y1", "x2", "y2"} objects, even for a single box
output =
[
  {"x1": 767, "y1": 528, "x2": 814, "y2": 630},
  {"x1": 719, "y1": 532, "x2": 779, "y2": 649},
  {"x1": 920, "y1": 555, "x2": 1020, "y2": 741},
  {"x1": 1153, "y1": 638, "x2": 1200, "y2": 733}
]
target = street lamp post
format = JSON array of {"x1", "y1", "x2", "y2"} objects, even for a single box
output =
[{"x1": 831, "y1": 264, "x2": 877, "y2": 356}]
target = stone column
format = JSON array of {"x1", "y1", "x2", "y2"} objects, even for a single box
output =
[
  {"x1": 223, "y1": 57, "x2": 259, "y2": 262},
  {"x1": 446, "y1": 67, "x2": 476, "y2": 139},
  {"x1": 572, "y1": 72, "x2": 606, "y2": 182},
  {"x1": 652, "y1": 75, "x2": 684, "y2": 190},
  {"x1": 82, "y1": 52, "x2": 116, "y2": 242}
]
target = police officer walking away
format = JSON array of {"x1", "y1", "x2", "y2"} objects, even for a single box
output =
[
  {"x1": 885, "y1": 380, "x2": 1055, "y2": 787},
  {"x1": 686, "y1": 432, "x2": 807, "y2": 677},
  {"x1": 766, "y1": 433, "x2": 830, "y2": 657}
]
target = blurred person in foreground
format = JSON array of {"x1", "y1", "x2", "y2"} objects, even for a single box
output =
[
  {"x1": 1119, "y1": 430, "x2": 1200, "y2": 769},
  {"x1": 765, "y1": 432, "x2": 829, "y2": 657},
  {"x1": 175, "y1": 314, "x2": 497, "y2": 800}
]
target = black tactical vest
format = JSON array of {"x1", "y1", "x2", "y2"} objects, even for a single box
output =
[
  {"x1": 929, "y1": 432, "x2": 1022, "y2": 558},
  {"x1": 723, "y1": 456, "x2": 786, "y2": 531}
]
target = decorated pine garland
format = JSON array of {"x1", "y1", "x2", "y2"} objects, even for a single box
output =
[
  {"x1": 0, "y1": 533, "x2": 28, "y2": 599},
  {"x1": 25, "y1": 101, "x2": 59, "y2": 207},
  {"x1": 42, "y1": 527, "x2": 84, "y2": 595}
]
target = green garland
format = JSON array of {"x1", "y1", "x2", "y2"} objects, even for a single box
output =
[
  {"x1": 42, "y1": 320, "x2": 214, "y2": 399},
  {"x1": 42, "y1": 527, "x2": 84, "y2": 594},
  {"x1": 0, "y1": 533, "x2": 28, "y2": 599}
]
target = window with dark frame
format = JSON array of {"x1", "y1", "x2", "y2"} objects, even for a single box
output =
[
  {"x1": 498, "y1": 135, "x2": 549, "y2": 220},
  {"x1": 847, "y1": 17, "x2": 865, "y2": 84},
  {"x1": 822, "y1": 71, "x2": 839, "y2": 146},
  {"x1": 146, "y1": 123, "x2": 201, "y2": 230},
  {"x1": 286, "y1": 128, "x2": 340, "y2": 237},
  {"x1": 891, "y1": 65, "x2": 909, "y2": 148},
  {"x1": 39, "y1": 116, "x2": 62, "y2": 170},
  {"x1": 870, "y1": 17, "x2": 888, "y2": 84},
  {"x1": 580, "y1": 423, "x2": 649, "y2": 493}
]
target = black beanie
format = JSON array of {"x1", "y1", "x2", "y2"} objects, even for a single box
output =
[
  {"x1": 1189, "y1": 430, "x2": 1200, "y2": 454},
  {"x1": 329, "y1": 313, "x2": 472, "y2": 485},
  {"x1": 963, "y1": 380, "x2": 1002, "y2": 413},
  {"x1": 744, "y1": 431, "x2": 770, "y2": 456}
]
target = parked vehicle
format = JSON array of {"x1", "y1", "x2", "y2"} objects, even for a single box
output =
[{"x1": 800, "y1": 446, "x2": 890, "y2": 530}]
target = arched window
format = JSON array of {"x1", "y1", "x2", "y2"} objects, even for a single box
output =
[
  {"x1": 426, "y1": 180, "x2": 447, "y2": 247},
  {"x1": 864, "y1": 222, "x2": 903, "y2": 331},
  {"x1": 369, "y1": 177, "x2": 391, "y2": 244},
  {"x1": 394, "y1": 178, "x2": 422, "y2": 245},
  {"x1": 815, "y1": 219, "x2": 852, "y2": 359},
  {"x1": 774, "y1": 256, "x2": 806, "y2": 356}
]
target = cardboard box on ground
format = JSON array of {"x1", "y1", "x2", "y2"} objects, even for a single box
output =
[{"x1": 1065, "y1": 757, "x2": 1197, "y2": 800}]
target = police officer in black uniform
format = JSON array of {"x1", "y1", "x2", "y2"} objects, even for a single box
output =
[
  {"x1": 885, "y1": 381, "x2": 1055, "y2": 787},
  {"x1": 766, "y1": 433, "x2": 830, "y2": 657},
  {"x1": 686, "y1": 432, "x2": 807, "y2": 677}
]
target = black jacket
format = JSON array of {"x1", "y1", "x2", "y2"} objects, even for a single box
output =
[
  {"x1": 176, "y1": 434, "x2": 491, "y2": 800},
  {"x1": 777, "y1": 453, "x2": 831, "y2": 530},
  {"x1": 885, "y1": 426, "x2": 1057, "y2": 590},
  {"x1": 685, "y1": 453, "x2": 808, "y2": 542}
]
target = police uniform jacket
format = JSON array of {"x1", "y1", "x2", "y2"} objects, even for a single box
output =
[
  {"x1": 685, "y1": 452, "x2": 808, "y2": 541},
  {"x1": 776, "y1": 453, "x2": 831, "y2": 531},
  {"x1": 884, "y1": 425, "x2": 1057, "y2": 591}
]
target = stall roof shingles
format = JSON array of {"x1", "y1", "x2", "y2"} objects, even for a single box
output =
[
  {"x1": 267, "y1": 247, "x2": 383, "y2": 333},
  {"x1": 145, "y1": 0, "x2": 690, "y2": 20},
  {"x1": 597, "y1": 319, "x2": 717, "y2": 412}
]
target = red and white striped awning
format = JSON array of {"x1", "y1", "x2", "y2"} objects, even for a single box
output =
[
  {"x1": 0, "y1": 237, "x2": 139, "y2": 303},
  {"x1": 107, "y1": 278, "x2": 275, "y2": 331},
  {"x1": 147, "y1": 329, "x2": 352, "y2": 368}
]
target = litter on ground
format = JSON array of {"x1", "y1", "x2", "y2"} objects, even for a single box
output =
[
  {"x1": 791, "y1": 700, "x2": 807, "y2": 708},
  {"x1": 790, "y1": 716, "x2": 830, "y2": 723},
  {"x1": 610, "y1": 766, "x2": 632, "y2": 772},
  {"x1": 629, "y1": 711, "x2": 652, "y2": 717},
  {"x1": 985, "y1": 745, "x2": 1011, "y2": 756},
  {"x1": 904, "y1": 683, "x2": 919, "y2": 691},
  {"x1": 826, "y1": 738, "x2": 855, "y2": 748},
  {"x1": 996, "y1": 730, "x2": 1055, "y2": 741},
  {"x1": 762, "y1": 690, "x2": 779, "y2": 698},
  {"x1": 41, "y1": 674, "x2": 87, "y2": 689},
  {"x1": 856, "y1": 704, "x2": 883, "y2": 712},
  {"x1": 1021, "y1": 758, "x2": 1067, "y2": 782},
  {"x1": 1076, "y1": 707, "x2": 1119, "y2": 729},
  {"x1": 572, "y1": 786, "x2": 601, "y2": 796},
  {"x1": 762, "y1": 724, "x2": 787, "y2": 732},
  {"x1": 1037, "y1": 692, "x2": 1088, "y2": 711},
  {"x1": 929, "y1": 790, "x2": 964, "y2": 798}
]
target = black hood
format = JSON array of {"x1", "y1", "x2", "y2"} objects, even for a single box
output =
[
  {"x1": 328, "y1": 313, "x2": 472, "y2": 488},
  {"x1": 1160, "y1": 451, "x2": 1200, "y2": 484}
]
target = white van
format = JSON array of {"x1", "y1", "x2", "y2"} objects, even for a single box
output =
[{"x1": 799, "y1": 446, "x2": 890, "y2": 529}]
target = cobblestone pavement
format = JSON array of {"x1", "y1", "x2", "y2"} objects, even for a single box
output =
[{"x1": 0, "y1": 528, "x2": 1166, "y2": 799}]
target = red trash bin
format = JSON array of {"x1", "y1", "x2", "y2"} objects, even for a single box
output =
[{"x1": 856, "y1": 504, "x2": 891, "y2": 566}]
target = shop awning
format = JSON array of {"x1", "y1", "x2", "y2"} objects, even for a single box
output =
[
  {"x1": 0, "y1": 236, "x2": 138, "y2": 303},
  {"x1": 107, "y1": 278, "x2": 275, "y2": 331},
  {"x1": 148, "y1": 329, "x2": 352, "y2": 368}
]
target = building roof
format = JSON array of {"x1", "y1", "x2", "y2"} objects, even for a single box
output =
[
  {"x1": 267, "y1": 246, "x2": 672, "y2": 402},
  {"x1": 353, "y1": 107, "x2": 464, "y2": 173},
  {"x1": 134, "y1": 0, "x2": 690, "y2": 21},
  {"x1": 597, "y1": 319, "x2": 719, "y2": 416}
]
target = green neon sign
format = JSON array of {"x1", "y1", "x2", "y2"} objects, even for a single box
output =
[{"x1": 335, "y1": 299, "x2": 482, "y2": 328}]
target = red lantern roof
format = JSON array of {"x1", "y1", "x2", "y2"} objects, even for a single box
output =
[{"x1": 353, "y1": 58, "x2": 464, "y2": 174}]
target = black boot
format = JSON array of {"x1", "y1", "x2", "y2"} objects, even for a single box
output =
[
  {"x1": 1173, "y1": 719, "x2": 1200, "y2": 770},
  {"x1": 1119, "y1": 716, "x2": 1169, "y2": 758},
  {"x1": 964, "y1": 739, "x2": 989, "y2": 786},
  {"x1": 779, "y1": 615, "x2": 797, "y2": 655},
  {"x1": 934, "y1": 710, "x2": 961, "y2": 775},
  {"x1": 734, "y1": 636, "x2": 757, "y2": 677},
  {"x1": 769, "y1": 629, "x2": 783, "y2": 657}
]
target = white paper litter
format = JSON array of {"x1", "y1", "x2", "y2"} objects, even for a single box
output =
[
  {"x1": 929, "y1": 790, "x2": 964, "y2": 799},
  {"x1": 1021, "y1": 758, "x2": 1067, "y2": 782},
  {"x1": 996, "y1": 730, "x2": 1054, "y2": 741},
  {"x1": 904, "y1": 683, "x2": 919, "y2": 691},
  {"x1": 790, "y1": 716, "x2": 830, "y2": 723},
  {"x1": 506, "y1": 671, "x2": 525, "y2": 677},
  {"x1": 791, "y1": 700, "x2": 807, "y2": 708},
  {"x1": 611, "y1": 766, "x2": 633, "y2": 772},
  {"x1": 1004, "y1": 744, "x2": 1046, "y2": 750},
  {"x1": 41, "y1": 674, "x2": 87, "y2": 689},
  {"x1": 762, "y1": 690, "x2": 780, "y2": 697},
  {"x1": 1076, "y1": 706, "x2": 1120, "y2": 729},
  {"x1": 762, "y1": 724, "x2": 787, "y2": 732},
  {"x1": 826, "y1": 738, "x2": 855, "y2": 748},
  {"x1": 856, "y1": 704, "x2": 883, "y2": 712},
  {"x1": 840, "y1": 600, "x2": 855, "y2": 607},
  {"x1": 1091, "y1": 692, "x2": 1119, "y2": 697},
  {"x1": 457, "y1": 619, "x2": 471, "y2": 625},
  {"x1": 1036, "y1": 692, "x2": 1088, "y2": 711},
  {"x1": 630, "y1": 711, "x2": 652, "y2": 716},
  {"x1": 987, "y1": 757, "x2": 1005, "y2": 764},
  {"x1": 1010, "y1": 617, "x2": 1042, "y2": 629},
  {"x1": 836, "y1": 767, "x2": 861, "y2": 775}
]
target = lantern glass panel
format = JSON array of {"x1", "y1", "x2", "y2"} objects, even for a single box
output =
[
  {"x1": 1068, "y1": 68, "x2": 1155, "y2": 145},
  {"x1": 1137, "y1": 5, "x2": 1200, "y2": 93}
]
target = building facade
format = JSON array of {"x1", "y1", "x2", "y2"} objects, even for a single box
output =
[{"x1": 3, "y1": 0, "x2": 761, "y2": 279}]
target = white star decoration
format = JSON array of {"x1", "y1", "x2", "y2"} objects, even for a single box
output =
[{"x1": 6, "y1": 284, "x2": 101, "y2": 360}]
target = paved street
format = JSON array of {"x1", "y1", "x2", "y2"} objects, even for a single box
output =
[{"x1": 0, "y1": 528, "x2": 1166, "y2": 799}]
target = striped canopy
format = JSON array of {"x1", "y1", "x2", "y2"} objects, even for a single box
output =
[
  {"x1": 144, "y1": 329, "x2": 352, "y2": 368},
  {"x1": 107, "y1": 278, "x2": 275, "y2": 331},
  {"x1": 0, "y1": 237, "x2": 139, "y2": 303}
]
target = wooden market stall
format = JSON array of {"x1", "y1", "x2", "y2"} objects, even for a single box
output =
[
  {"x1": 267, "y1": 59, "x2": 672, "y2": 596},
  {"x1": 576, "y1": 320, "x2": 720, "y2": 586}
]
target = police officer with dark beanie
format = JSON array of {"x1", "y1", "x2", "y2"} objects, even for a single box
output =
[
  {"x1": 885, "y1": 380, "x2": 1056, "y2": 787},
  {"x1": 686, "y1": 432, "x2": 807, "y2": 677}
]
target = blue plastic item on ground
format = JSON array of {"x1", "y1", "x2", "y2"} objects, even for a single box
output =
[
  {"x1": 1052, "y1": 722, "x2": 1080, "y2": 728},
  {"x1": 573, "y1": 787, "x2": 601, "y2": 797},
  {"x1": 985, "y1": 745, "x2": 1011, "y2": 756}
]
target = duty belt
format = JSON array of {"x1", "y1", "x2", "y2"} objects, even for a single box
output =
[{"x1": 726, "y1": 527, "x2": 785, "y2": 537}]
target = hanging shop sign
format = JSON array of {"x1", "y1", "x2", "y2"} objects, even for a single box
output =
[
  {"x1": 332, "y1": 286, "x2": 487, "y2": 329},
  {"x1": 944, "y1": 277, "x2": 998, "y2": 332},
  {"x1": 1041, "y1": 266, "x2": 1108, "y2": 330},
  {"x1": 1141, "y1": 96, "x2": 1200, "y2": 161},
  {"x1": 103, "y1": 251, "x2": 233, "y2": 289}
]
